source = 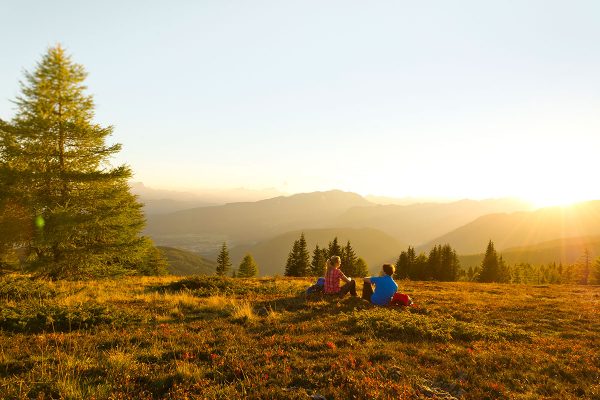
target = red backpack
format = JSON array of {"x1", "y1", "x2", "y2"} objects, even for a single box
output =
[{"x1": 390, "y1": 293, "x2": 413, "y2": 306}]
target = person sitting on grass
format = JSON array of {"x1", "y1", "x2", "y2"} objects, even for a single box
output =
[
  {"x1": 324, "y1": 255, "x2": 357, "y2": 297},
  {"x1": 362, "y1": 263, "x2": 398, "y2": 306}
]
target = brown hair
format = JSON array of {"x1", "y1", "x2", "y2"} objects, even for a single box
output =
[
  {"x1": 382, "y1": 263, "x2": 395, "y2": 276},
  {"x1": 325, "y1": 256, "x2": 341, "y2": 275}
]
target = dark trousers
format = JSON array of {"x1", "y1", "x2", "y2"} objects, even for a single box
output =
[
  {"x1": 362, "y1": 282, "x2": 373, "y2": 302},
  {"x1": 339, "y1": 280, "x2": 357, "y2": 297}
]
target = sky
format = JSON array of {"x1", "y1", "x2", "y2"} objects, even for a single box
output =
[{"x1": 2, "y1": 1, "x2": 599, "y2": 206}]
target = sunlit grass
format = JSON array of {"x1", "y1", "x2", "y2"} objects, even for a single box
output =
[{"x1": 0, "y1": 275, "x2": 598, "y2": 399}]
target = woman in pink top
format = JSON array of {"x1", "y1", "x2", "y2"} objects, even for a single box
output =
[{"x1": 323, "y1": 256, "x2": 357, "y2": 297}]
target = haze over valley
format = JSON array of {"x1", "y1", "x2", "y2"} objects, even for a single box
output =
[{"x1": 140, "y1": 184, "x2": 600, "y2": 275}]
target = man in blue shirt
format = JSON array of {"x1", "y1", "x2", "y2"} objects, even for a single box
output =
[{"x1": 362, "y1": 264, "x2": 398, "y2": 306}]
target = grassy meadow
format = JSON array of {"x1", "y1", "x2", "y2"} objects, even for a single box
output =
[{"x1": 0, "y1": 275, "x2": 598, "y2": 399}]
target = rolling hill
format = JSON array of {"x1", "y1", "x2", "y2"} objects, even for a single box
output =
[
  {"x1": 158, "y1": 246, "x2": 216, "y2": 276},
  {"x1": 145, "y1": 190, "x2": 374, "y2": 244},
  {"x1": 458, "y1": 235, "x2": 600, "y2": 269},
  {"x1": 421, "y1": 200, "x2": 600, "y2": 254},
  {"x1": 331, "y1": 198, "x2": 532, "y2": 245}
]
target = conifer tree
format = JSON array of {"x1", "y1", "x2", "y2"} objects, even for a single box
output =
[
  {"x1": 355, "y1": 257, "x2": 369, "y2": 277},
  {"x1": 478, "y1": 240, "x2": 500, "y2": 282},
  {"x1": 284, "y1": 233, "x2": 310, "y2": 276},
  {"x1": 310, "y1": 244, "x2": 326, "y2": 276},
  {"x1": 340, "y1": 240, "x2": 358, "y2": 276},
  {"x1": 0, "y1": 45, "x2": 166, "y2": 278},
  {"x1": 593, "y1": 257, "x2": 600, "y2": 284},
  {"x1": 216, "y1": 242, "x2": 232, "y2": 276},
  {"x1": 237, "y1": 253, "x2": 258, "y2": 278},
  {"x1": 327, "y1": 237, "x2": 342, "y2": 258}
]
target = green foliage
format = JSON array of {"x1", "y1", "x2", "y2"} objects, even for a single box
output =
[
  {"x1": 354, "y1": 257, "x2": 369, "y2": 277},
  {"x1": 0, "y1": 276, "x2": 57, "y2": 300},
  {"x1": 237, "y1": 253, "x2": 258, "y2": 278},
  {"x1": 216, "y1": 242, "x2": 232, "y2": 276},
  {"x1": 0, "y1": 45, "x2": 165, "y2": 279},
  {"x1": 327, "y1": 237, "x2": 342, "y2": 259},
  {"x1": 345, "y1": 308, "x2": 531, "y2": 343},
  {"x1": 395, "y1": 244, "x2": 461, "y2": 281},
  {"x1": 340, "y1": 240, "x2": 359, "y2": 277},
  {"x1": 477, "y1": 241, "x2": 510, "y2": 283},
  {"x1": 284, "y1": 233, "x2": 310, "y2": 276},
  {"x1": 161, "y1": 276, "x2": 281, "y2": 297},
  {"x1": 0, "y1": 301, "x2": 136, "y2": 333},
  {"x1": 309, "y1": 244, "x2": 327, "y2": 276}
]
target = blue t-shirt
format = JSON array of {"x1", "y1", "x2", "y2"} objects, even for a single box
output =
[{"x1": 369, "y1": 275, "x2": 398, "y2": 306}]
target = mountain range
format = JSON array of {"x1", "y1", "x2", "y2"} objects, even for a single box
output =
[{"x1": 142, "y1": 188, "x2": 600, "y2": 276}]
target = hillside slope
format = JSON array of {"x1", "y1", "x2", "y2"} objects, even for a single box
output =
[
  {"x1": 158, "y1": 246, "x2": 216, "y2": 276},
  {"x1": 421, "y1": 201, "x2": 600, "y2": 254},
  {"x1": 228, "y1": 228, "x2": 403, "y2": 276},
  {"x1": 332, "y1": 198, "x2": 531, "y2": 244},
  {"x1": 458, "y1": 235, "x2": 600, "y2": 269},
  {"x1": 146, "y1": 190, "x2": 373, "y2": 243}
]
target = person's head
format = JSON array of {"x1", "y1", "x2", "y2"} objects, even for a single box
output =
[
  {"x1": 382, "y1": 263, "x2": 395, "y2": 276},
  {"x1": 326, "y1": 256, "x2": 341, "y2": 273}
]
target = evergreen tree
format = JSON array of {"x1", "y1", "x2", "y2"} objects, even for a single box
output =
[
  {"x1": 593, "y1": 257, "x2": 600, "y2": 284},
  {"x1": 327, "y1": 237, "x2": 342, "y2": 258},
  {"x1": 310, "y1": 244, "x2": 326, "y2": 276},
  {"x1": 284, "y1": 233, "x2": 310, "y2": 276},
  {"x1": 355, "y1": 257, "x2": 369, "y2": 277},
  {"x1": 579, "y1": 248, "x2": 591, "y2": 285},
  {"x1": 439, "y1": 244, "x2": 460, "y2": 281},
  {"x1": 427, "y1": 245, "x2": 442, "y2": 280},
  {"x1": 478, "y1": 240, "x2": 500, "y2": 282},
  {"x1": 395, "y1": 250, "x2": 409, "y2": 279},
  {"x1": 237, "y1": 253, "x2": 258, "y2": 278},
  {"x1": 340, "y1": 240, "x2": 358, "y2": 276},
  {"x1": 413, "y1": 253, "x2": 428, "y2": 280},
  {"x1": 216, "y1": 242, "x2": 232, "y2": 276},
  {"x1": 0, "y1": 45, "x2": 166, "y2": 278},
  {"x1": 497, "y1": 255, "x2": 511, "y2": 283},
  {"x1": 285, "y1": 239, "x2": 299, "y2": 276}
]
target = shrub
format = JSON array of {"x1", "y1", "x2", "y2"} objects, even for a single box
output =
[{"x1": 0, "y1": 276, "x2": 57, "y2": 300}]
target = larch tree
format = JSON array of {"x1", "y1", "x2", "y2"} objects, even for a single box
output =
[{"x1": 0, "y1": 45, "x2": 166, "y2": 278}]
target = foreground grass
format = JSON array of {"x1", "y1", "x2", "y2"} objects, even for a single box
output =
[{"x1": 0, "y1": 276, "x2": 598, "y2": 399}]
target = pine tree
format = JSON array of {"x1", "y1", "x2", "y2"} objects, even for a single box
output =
[
  {"x1": 310, "y1": 244, "x2": 326, "y2": 276},
  {"x1": 355, "y1": 257, "x2": 369, "y2": 277},
  {"x1": 285, "y1": 233, "x2": 310, "y2": 276},
  {"x1": 285, "y1": 239, "x2": 300, "y2": 276},
  {"x1": 340, "y1": 241, "x2": 358, "y2": 276},
  {"x1": 427, "y1": 245, "x2": 442, "y2": 280},
  {"x1": 580, "y1": 248, "x2": 591, "y2": 285},
  {"x1": 593, "y1": 257, "x2": 600, "y2": 284},
  {"x1": 394, "y1": 251, "x2": 408, "y2": 279},
  {"x1": 478, "y1": 240, "x2": 500, "y2": 282},
  {"x1": 0, "y1": 45, "x2": 166, "y2": 278},
  {"x1": 237, "y1": 253, "x2": 258, "y2": 278},
  {"x1": 216, "y1": 242, "x2": 232, "y2": 276},
  {"x1": 327, "y1": 237, "x2": 342, "y2": 258}
]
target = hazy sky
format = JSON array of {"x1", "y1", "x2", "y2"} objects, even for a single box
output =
[{"x1": 2, "y1": 1, "x2": 599, "y2": 205}]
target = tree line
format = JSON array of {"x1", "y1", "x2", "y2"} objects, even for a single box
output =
[
  {"x1": 284, "y1": 233, "x2": 369, "y2": 277},
  {"x1": 0, "y1": 45, "x2": 167, "y2": 279}
]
